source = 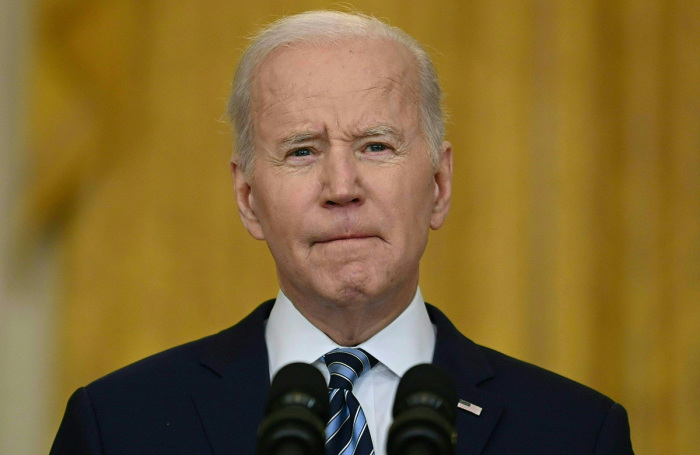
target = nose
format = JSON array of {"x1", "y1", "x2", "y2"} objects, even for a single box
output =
[{"x1": 320, "y1": 148, "x2": 364, "y2": 207}]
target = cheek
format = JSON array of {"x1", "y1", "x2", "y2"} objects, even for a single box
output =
[
  {"x1": 374, "y1": 183, "x2": 433, "y2": 246},
  {"x1": 396, "y1": 173, "x2": 436, "y2": 220},
  {"x1": 253, "y1": 179, "x2": 313, "y2": 241}
]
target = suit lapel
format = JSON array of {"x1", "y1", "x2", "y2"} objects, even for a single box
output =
[
  {"x1": 427, "y1": 304, "x2": 504, "y2": 455},
  {"x1": 190, "y1": 301, "x2": 502, "y2": 454},
  {"x1": 192, "y1": 300, "x2": 275, "y2": 455}
]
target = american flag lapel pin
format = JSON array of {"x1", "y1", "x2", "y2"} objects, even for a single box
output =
[{"x1": 457, "y1": 399, "x2": 483, "y2": 416}]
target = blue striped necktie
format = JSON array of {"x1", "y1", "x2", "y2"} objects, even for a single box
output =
[{"x1": 324, "y1": 347, "x2": 378, "y2": 455}]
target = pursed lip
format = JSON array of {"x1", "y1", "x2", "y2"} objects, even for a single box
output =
[{"x1": 313, "y1": 234, "x2": 377, "y2": 245}]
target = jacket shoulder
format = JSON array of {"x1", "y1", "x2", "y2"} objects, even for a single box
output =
[
  {"x1": 474, "y1": 344, "x2": 632, "y2": 454},
  {"x1": 51, "y1": 301, "x2": 274, "y2": 454},
  {"x1": 427, "y1": 303, "x2": 632, "y2": 453},
  {"x1": 478, "y1": 344, "x2": 615, "y2": 410},
  {"x1": 86, "y1": 299, "x2": 274, "y2": 394}
]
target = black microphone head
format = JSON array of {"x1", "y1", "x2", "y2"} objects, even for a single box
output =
[
  {"x1": 258, "y1": 363, "x2": 328, "y2": 455},
  {"x1": 266, "y1": 362, "x2": 329, "y2": 420},
  {"x1": 393, "y1": 363, "x2": 457, "y2": 422},
  {"x1": 388, "y1": 364, "x2": 458, "y2": 455}
]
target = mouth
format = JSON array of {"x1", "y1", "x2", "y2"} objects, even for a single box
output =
[{"x1": 313, "y1": 234, "x2": 377, "y2": 245}]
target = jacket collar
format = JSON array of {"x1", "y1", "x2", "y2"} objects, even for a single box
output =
[
  {"x1": 193, "y1": 300, "x2": 502, "y2": 454},
  {"x1": 428, "y1": 303, "x2": 504, "y2": 455},
  {"x1": 193, "y1": 300, "x2": 275, "y2": 455}
]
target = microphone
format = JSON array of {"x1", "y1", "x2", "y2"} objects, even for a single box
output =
[
  {"x1": 387, "y1": 364, "x2": 458, "y2": 455},
  {"x1": 257, "y1": 363, "x2": 328, "y2": 455}
]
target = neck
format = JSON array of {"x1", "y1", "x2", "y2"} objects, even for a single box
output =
[{"x1": 282, "y1": 285, "x2": 417, "y2": 346}]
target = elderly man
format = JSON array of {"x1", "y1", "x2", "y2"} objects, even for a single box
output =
[{"x1": 51, "y1": 11, "x2": 633, "y2": 455}]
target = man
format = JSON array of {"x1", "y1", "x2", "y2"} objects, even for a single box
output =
[{"x1": 51, "y1": 11, "x2": 634, "y2": 455}]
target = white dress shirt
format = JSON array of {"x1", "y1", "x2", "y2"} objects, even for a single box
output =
[{"x1": 265, "y1": 288, "x2": 436, "y2": 455}]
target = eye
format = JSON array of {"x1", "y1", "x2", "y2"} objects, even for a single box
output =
[
  {"x1": 290, "y1": 147, "x2": 313, "y2": 157},
  {"x1": 366, "y1": 143, "x2": 389, "y2": 152}
]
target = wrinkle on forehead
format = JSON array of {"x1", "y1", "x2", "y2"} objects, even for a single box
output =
[
  {"x1": 251, "y1": 39, "x2": 424, "y2": 153},
  {"x1": 255, "y1": 79, "x2": 417, "y2": 126},
  {"x1": 276, "y1": 122, "x2": 408, "y2": 150},
  {"x1": 256, "y1": 78, "x2": 419, "y2": 133},
  {"x1": 252, "y1": 39, "x2": 420, "y2": 110}
]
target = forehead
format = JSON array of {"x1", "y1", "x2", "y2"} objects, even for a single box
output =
[{"x1": 250, "y1": 39, "x2": 421, "y2": 133}]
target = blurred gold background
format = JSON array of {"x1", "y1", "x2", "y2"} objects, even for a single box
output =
[{"x1": 10, "y1": 0, "x2": 700, "y2": 453}]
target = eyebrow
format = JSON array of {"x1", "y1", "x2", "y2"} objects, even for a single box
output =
[
  {"x1": 359, "y1": 125, "x2": 404, "y2": 141},
  {"x1": 356, "y1": 125, "x2": 408, "y2": 153},
  {"x1": 278, "y1": 131, "x2": 321, "y2": 149},
  {"x1": 277, "y1": 125, "x2": 406, "y2": 150}
]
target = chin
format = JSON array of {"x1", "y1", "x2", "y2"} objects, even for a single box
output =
[
  {"x1": 321, "y1": 277, "x2": 393, "y2": 308},
  {"x1": 308, "y1": 281, "x2": 366, "y2": 307}
]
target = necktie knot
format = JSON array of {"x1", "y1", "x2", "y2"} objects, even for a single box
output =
[
  {"x1": 324, "y1": 347, "x2": 377, "y2": 391},
  {"x1": 324, "y1": 347, "x2": 378, "y2": 455}
]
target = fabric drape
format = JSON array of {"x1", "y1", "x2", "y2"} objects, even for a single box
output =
[{"x1": 24, "y1": 1, "x2": 699, "y2": 453}]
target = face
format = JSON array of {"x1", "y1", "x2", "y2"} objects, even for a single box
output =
[{"x1": 233, "y1": 39, "x2": 452, "y2": 316}]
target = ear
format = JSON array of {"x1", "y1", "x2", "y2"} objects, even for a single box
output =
[
  {"x1": 430, "y1": 141, "x2": 453, "y2": 230},
  {"x1": 231, "y1": 161, "x2": 265, "y2": 240}
]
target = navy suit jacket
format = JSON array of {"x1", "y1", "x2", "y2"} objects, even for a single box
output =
[{"x1": 51, "y1": 301, "x2": 633, "y2": 454}]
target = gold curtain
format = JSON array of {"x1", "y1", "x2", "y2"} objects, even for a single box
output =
[{"x1": 25, "y1": 1, "x2": 698, "y2": 453}]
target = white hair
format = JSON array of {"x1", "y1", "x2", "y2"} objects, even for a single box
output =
[{"x1": 227, "y1": 10, "x2": 445, "y2": 175}]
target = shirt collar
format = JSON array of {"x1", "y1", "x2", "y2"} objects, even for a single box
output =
[
  {"x1": 264, "y1": 288, "x2": 436, "y2": 380},
  {"x1": 265, "y1": 289, "x2": 338, "y2": 380},
  {"x1": 358, "y1": 288, "x2": 435, "y2": 377}
]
